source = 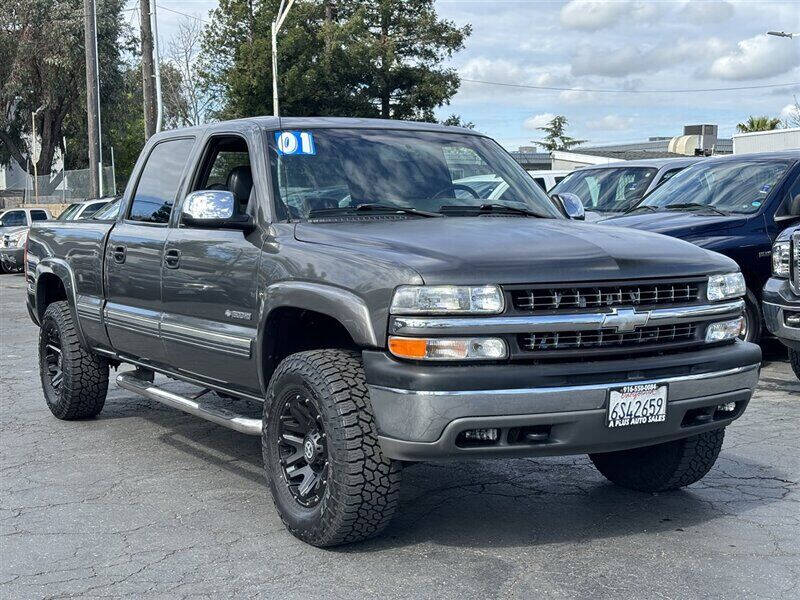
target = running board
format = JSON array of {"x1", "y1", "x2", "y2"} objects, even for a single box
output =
[{"x1": 116, "y1": 372, "x2": 262, "y2": 436}]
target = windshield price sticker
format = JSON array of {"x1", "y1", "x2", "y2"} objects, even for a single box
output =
[
  {"x1": 276, "y1": 131, "x2": 316, "y2": 156},
  {"x1": 607, "y1": 383, "x2": 668, "y2": 428}
]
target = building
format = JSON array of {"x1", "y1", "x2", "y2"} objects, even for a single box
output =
[{"x1": 732, "y1": 127, "x2": 800, "y2": 154}]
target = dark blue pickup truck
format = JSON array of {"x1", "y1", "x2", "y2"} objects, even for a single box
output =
[{"x1": 605, "y1": 151, "x2": 800, "y2": 342}]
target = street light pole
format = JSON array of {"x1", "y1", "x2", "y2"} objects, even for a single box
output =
[
  {"x1": 31, "y1": 106, "x2": 42, "y2": 201},
  {"x1": 272, "y1": 0, "x2": 297, "y2": 117}
]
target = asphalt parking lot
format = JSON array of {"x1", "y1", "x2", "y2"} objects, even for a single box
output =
[{"x1": 1, "y1": 273, "x2": 799, "y2": 599}]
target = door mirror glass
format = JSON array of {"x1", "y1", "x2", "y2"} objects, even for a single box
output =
[
  {"x1": 551, "y1": 193, "x2": 585, "y2": 220},
  {"x1": 181, "y1": 190, "x2": 255, "y2": 231}
]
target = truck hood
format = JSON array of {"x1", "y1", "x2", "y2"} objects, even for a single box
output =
[
  {"x1": 294, "y1": 217, "x2": 736, "y2": 285},
  {"x1": 601, "y1": 211, "x2": 748, "y2": 239}
]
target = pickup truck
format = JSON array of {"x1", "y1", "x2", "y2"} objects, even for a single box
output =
[
  {"x1": 605, "y1": 151, "x2": 800, "y2": 342},
  {"x1": 0, "y1": 207, "x2": 52, "y2": 273},
  {"x1": 764, "y1": 224, "x2": 800, "y2": 378},
  {"x1": 25, "y1": 117, "x2": 761, "y2": 547}
]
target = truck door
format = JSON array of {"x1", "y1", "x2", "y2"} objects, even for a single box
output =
[
  {"x1": 160, "y1": 133, "x2": 262, "y2": 394},
  {"x1": 104, "y1": 137, "x2": 195, "y2": 365}
]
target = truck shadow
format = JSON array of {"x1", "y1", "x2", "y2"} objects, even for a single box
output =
[{"x1": 101, "y1": 388, "x2": 794, "y2": 552}]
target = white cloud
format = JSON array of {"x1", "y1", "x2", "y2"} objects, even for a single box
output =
[
  {"x1": 559, "y1": 88, "x2": 597, "y2": 103},
  {"x1": 523, "y1": 113, "x2": 556, "y2": 130},
  {"x1": 709, "y1": 34, "x2": 799, "y2": 80},
  {"x1": 460, "y1": 57, "x2": 526, "y2": 82},
  {"x1": 781, "y1": 102, "x2": 800, "y2": 124},
  {"x1": 680, "y1": 1, "x2": 734, "y2": 22},
  {"x1": 560, "y1": 1, "x2": 660, "y2": 31},
  {"x1": 586, "y1": 115, "x2": 635, "y2": 130}
]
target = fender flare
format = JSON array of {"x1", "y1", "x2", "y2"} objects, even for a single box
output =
[{"x1": 34, "y1": 258, "x2": 87, "y2": 344}]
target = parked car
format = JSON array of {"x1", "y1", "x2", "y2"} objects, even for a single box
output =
[
  {"x1": 551, "y1": 157, "x2": 702, "y2": 220},
  {"x1": 26, "y1": 117, "x2": 760, "y2": 547},
  {"x1": 0, "y1": 208, "x2": 51, "y2": 273},
  {"x1": 527, "y1": 169, "x2": 572, "y2": 192},
  {"x1": 57, "y1": 197, "x2": 117, "y2": 221},
  {"x1": 605, "y1": 151, "x2": 800, "y2": 343},
  {"x1": 763, "y1": 224, "x2": 800, "y2": 378}
]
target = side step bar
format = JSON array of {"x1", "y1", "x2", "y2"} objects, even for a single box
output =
[{"x1": 116, "y1": 372, "x2": 262, "y2": 436}]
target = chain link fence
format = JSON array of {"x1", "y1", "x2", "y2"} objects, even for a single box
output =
[{"x1": 22, "y1": 166, "x2": 117, "y2": 204}]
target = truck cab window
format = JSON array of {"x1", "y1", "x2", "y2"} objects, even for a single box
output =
[
  {"x1": 776, "y1": 175, "x2": 800, "y2": 218},
  {"x1": 128, "y1": 138, "x2": 194, "y2": 224},
  {"x1": 193, "y1": 137, "x2": 252, "y2": 215},
  {"x1": 0, "y1": 210, "x2": 26, "y2": 227}
]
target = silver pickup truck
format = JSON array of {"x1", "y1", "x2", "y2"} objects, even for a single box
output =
[{"x1": 25, "y1": 117, "x2": 761, "y2": 546}]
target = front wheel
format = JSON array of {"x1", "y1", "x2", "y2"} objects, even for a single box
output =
[
  {"x1": 740, "y1": 290, "x2": 762, "y2": 343},
  {"x1": 589, "y1": 429, "x2": 724, "y2": 492},
  {"x1": 263, "y1": 350, "x2": 401, "y2": 547},
  {"x1": 790, "y1": 349, "x2": 800, "y2": 380}
]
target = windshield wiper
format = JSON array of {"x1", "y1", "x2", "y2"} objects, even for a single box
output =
[
  {"x1": 439, "y1": 203, "x2": 544, "y2": 218},
  {"x1": 665, "y1": 203, "x2": 729, "y2": 216},
  {"x1": 623, "y1": 205, "x2": 660, "y2": 215},
  {"x1": 309, "y1": 203, "x2": 442, "y2": 219}
]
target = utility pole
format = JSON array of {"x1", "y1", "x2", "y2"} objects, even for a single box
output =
[
  {"x1": 272, "y1": 0, "x2": 297, "y2": 117},
  {"x1": 83, "y1": 0, "x2": 102, "y2": 198},
  {"x1": 140, "y1": 0, "x2": 157, "y2": 138}
]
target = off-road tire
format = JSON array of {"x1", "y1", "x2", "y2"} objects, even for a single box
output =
[
  {"x1": 742, "y1": 290, "x2": 762, "y2": 344},
  {"x1": 589, "y1": 429, "x2": 725, "y2": 492},
  {"x1": 39, "y1": 301, "x2": 109, "y2": 419},
  {"x1": 790, "y1": 349, "x2": 800, "y2": 380},
  {"x1": 263, "y1": 349, "x2": 401, "y2": 547}
]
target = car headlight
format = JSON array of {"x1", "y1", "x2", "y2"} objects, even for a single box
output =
[
  {"x1": 707, "y1": 272, "x2": 746, "y2": 301},
  {"x1": 388, "y1": 336, "x2": 507, "y2": 361},
  {"x1": 390, "y1": 285, "x2": 504, "y2": 315},
  {"x1": 772, "y1": 241, "x2": 791, "y2": 278}
]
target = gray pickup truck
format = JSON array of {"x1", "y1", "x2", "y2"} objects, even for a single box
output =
[{"x1": 25, "y1": 117, "x2": 761, "y2": 546}]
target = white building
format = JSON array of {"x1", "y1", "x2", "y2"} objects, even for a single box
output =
[{"x1": 732, "y1": 128, "x2": 800, "y2": 154}]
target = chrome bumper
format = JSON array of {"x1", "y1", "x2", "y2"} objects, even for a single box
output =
[{"x1": 763, "y1": 301, "x2": 800, "y2": 343}]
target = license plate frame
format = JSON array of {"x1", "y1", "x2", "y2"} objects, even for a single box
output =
[{"x1": 607, "y1": 383, "x2": 668, "y2": 428}]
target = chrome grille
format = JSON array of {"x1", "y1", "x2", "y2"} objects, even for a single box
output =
[
  {"x1": 519, "y1": 323, "x2": 698, "y2": 353},
  {"x1": 792, "y1": 231, "x2": 799, "y2": 295},
  {"x1": 511, "y1": 281, "x2": 701, "y2": 311}
]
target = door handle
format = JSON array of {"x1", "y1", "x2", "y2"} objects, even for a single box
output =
[
  {"x1": 164, "y1": 249, "x2": 181, "y2": 269},
  {"x1": 112, "y1": 245, "x2": 126, "y2": 264}
]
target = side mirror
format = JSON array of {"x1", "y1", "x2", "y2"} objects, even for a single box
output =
[
  {"x1": 551, "y1": 192, "x2": 585, "y2": 220},
  {"x1": 181, "y1": 190, "x2": 254, "y2": 231}
]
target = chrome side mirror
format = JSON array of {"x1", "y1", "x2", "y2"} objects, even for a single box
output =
[
  {"x1": 551, "y1": 192, "x2": 585, "y2": 220},
  {"x1": 181, "y1": 190, "x2": 254, "y2": 231}
]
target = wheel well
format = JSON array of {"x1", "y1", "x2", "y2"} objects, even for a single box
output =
[
  {"x1": 36, "y1": 273, "x2": 68, "y2": 321},
  {"x1": 262, "y1": 307, "x2": 359, "y2": 383}
]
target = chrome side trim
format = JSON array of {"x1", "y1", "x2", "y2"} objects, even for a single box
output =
[
  {"x1": 160, "y1": 321, "x2": 252, "y2": 358},
  {"x1": 390, "y1": 300, "x2": 744, "y2": 335},
  {"x1": 370, "y1": 364, "x2": 760, "y2": 397}
]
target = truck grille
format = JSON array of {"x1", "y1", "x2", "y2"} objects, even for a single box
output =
[
  {"x1": 792, "y1": 231, "x2": 799, "y2": 295},
  {"x1": 519, "y1": 323, "x2": 698, "y2": 353},
  {"x1": 511, "y1": 281, "x2": 701, "y2": 311}
]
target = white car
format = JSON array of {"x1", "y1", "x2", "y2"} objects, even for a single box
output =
[
  {"x1": 527, "y1": 170, "x2": 572, "y2": 192},
  {"x1": 0, "y1": 207, "x2": 51, "y2": 233},
  {"x1": 57, "y1": 198, "x2": 116, "y2": 221}
]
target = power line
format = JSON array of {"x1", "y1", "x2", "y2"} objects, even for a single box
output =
[
  {"x1": 155, "y1": 4, "x2": 209, "y2": 23},
  {"x1": 461, "y1": 78, "x2": 800, "y2": 94}
]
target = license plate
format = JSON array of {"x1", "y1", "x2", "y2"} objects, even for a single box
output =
[{"x1": 607, "y1": 384, "x2": 667, "y2": 428}]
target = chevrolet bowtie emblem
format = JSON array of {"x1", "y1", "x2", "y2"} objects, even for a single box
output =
[{"x1": 602, "y1": 307, "x2": 651, "y2": 333}]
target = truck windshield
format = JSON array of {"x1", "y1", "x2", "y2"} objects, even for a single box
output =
[
  {"x1": 552, "y1": 166, "x2": 657, "y2": 213},
  {"x1": 57, "y1": 204, "x2": 82, "y2": 221},
  {"x1": 638, "y1": 158, "x2": 792, "y2": 215},
  {"x1": 268, "y1": 129, "x2": 562, "y2": 219}
]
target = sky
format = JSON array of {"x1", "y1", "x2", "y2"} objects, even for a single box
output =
[{"x1": 132, "y1": 0, "x2": 800, "y2": 150}]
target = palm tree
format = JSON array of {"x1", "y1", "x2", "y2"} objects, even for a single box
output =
[{"x1": 736, "y1": 116, "x2": 782, "y2": 133}]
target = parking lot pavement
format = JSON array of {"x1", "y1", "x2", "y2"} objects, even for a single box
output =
[{"x1": 1, "y1": 273, "x2": 798, "y2": 600}]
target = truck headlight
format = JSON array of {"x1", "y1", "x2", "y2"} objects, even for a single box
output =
[
  {"x1": 707, "y1": 272, "x2": 745, "y2": 301},
  {"x1": 772, "y1": 241, "x2": 791, "y2": 278},
  {"x1": 5, "y1": 229, "x2": 27, "y2": 248},
  {"x1": 388, "y1": 336, "x2": 507, "y2": 361},
  {"x1": 705, "y1": 318, "x2": 744, "y2": 342},
  {"x1": 390, "y1": 285, "x2": 504, "y2": 315}
]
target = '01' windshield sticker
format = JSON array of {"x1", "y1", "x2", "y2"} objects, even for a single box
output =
[{"x1": 276, "y1": 131, "x2": 316, "y2": 156}]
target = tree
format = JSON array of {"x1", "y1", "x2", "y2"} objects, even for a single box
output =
[
  {"x1": 782, "y1": 96, "x2": 800, "y2": 129},
  {"x1": 164, "y1": 17, "x2": 215, "y2": 128},
  {"x1": 532, "y1": 116, "x2": 585, "y2": 151},
  {"x1": 1, "y1": 0, "x2": 130, "y2": 181},
  {"x1": 199, "y1": 0, "x2": 470, "y2": 121},
  {"x1": 440, "y1": 114, "x2": 475, "y2": 129},
  {"x1": 736, "y1": 115, "x2": 782, "y2": 133}
]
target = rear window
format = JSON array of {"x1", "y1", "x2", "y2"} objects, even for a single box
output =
[
  {"x1": 31, "y1": 210, "x2": 49, "y2": 221},
  {"x1": 552, "y1": 167, "x2": 657, "y2": 212},
  {"x1": 128, "y1": 138, "x2": 195, "y2": 223}
]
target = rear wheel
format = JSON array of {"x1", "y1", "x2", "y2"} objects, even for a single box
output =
[
  {"x1": 589, "y1": 429, "x2": 724, "y2": 492},
  {"x1": 790, "y1": 349, "x2": 800, "y2": 380},
  {"x1": 39, "y1": 301, "x2": 109, "y2": 419},
  {"x1": 263, "y1": 349, "x2": 401, "y2": 547}
]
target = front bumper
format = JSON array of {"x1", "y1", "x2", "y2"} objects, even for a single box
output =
[
  {"x1": 0, "y1": 247, "x2": 23, "y2": 270},
  {"x1": 364, "y1": 342, "x2": 761, "y2": 460},
  {"x1": 763, "y1": 277, "x2": 800, "y2": 350}
]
